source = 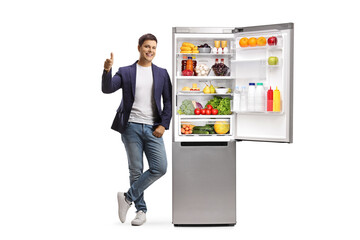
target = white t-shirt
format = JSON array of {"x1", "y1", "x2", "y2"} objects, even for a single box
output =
[{"x1": 128, "y1": 64, "x2": 158, "y2": 125}]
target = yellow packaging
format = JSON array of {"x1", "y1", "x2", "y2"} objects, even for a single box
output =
[
  {"x1": 180, "y1": 51, "x2": 192, "y2": 53},
  {"x1": 273, "y1": 86, "x2": 281, "y2": 112}
]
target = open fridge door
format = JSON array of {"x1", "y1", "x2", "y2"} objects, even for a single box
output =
[{"x1": 232, "y1": 23, "x2": 294, "y2": 143}]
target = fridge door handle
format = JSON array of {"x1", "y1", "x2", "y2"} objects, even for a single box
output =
[{"x1": 180, "y1": 142, "x2": 228, "y2": 147}]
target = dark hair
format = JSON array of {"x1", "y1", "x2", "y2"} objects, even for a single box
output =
[{"x1": 138, "y1": 33, "x2": 157, "y2": 47}]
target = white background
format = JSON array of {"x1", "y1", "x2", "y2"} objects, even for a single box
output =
[{"x1": 1, "y1": 0, "x2": 359, "y2": 239}]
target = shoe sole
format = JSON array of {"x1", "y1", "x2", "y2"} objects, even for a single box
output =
[
  {"x1": 131, "y1": 219, "x2": 146, "y2": 226},
  {"x1": 117, "y1": 192, "x2": 125, "y2": 223}
]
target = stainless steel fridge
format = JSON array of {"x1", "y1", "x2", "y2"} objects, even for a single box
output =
[{"x1": 172, "y1": 23, "x2": 294, "y2": 226}]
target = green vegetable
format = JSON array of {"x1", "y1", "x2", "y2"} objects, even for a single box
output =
[
  {"x1": 206, "y1": 96, "x2": 222, "y2": 109},
  {"x1": 193, "y1": 126, "x2": 213, "y2": 131},
  {"x1": 217, "y1": 97, "x2": 231, "y2": 115},
  {"x1": 205, "y1": 96, "x2": 231, "y2": 115},
  {"x1": 179, "y1": 99, "x2": 195, "y2": 115},
  {"x1": 193, "y1": 130, "x2": 210, "y2": 134}
]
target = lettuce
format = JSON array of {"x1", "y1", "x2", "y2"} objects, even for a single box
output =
[{"x1": 206, "y1": 96, "x2": 231, "y2": 115}]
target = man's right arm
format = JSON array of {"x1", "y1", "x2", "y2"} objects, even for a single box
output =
[{"x1": 102, "y1": 52, "x2": 122, "y2": 93}]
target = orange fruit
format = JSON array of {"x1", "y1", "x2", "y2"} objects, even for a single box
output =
[
  {"x1": 239, "y1": 37, "x2": 249, "y2": 47},
  {"x1": 257, "y1": 37, "x2": 266, "y2": 46},
  {"x1": 248, "y1": 37, "x2": 257, "y2": 47}
]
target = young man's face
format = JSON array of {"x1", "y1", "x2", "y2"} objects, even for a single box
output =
[{"x1": 138, "y1": 40, "x2": 157, "y2": 63}]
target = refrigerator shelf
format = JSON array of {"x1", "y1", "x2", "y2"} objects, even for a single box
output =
[
  {"x1": 177, "y1": 53, "x2": 234, "y2": 56},
  {"x1": 176, "y1": 76, "x2": 234, "y2": 80},
  {"x1": 177, "y1": 92, "x2": 233, "y2": 96},
  {"x1": 178, "y1": 115, "x2": 233, "y2": 119}
]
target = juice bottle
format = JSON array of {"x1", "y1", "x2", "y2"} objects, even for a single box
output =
[
  {"x1": 267, "y1": 86, "x2": 273, "y2": 112},
  {"x1": 273, "y1": 86, "x2": 281, "y2": 112},
  {"x1": 192, "y1": 56, "x2": 197, "y2": 76},
  {"x1": 181, "y1": 56, "x2": 187, "y2": 72},
  {"x1": 186, "y1": 57, "x2": 193, "y2": 72}
]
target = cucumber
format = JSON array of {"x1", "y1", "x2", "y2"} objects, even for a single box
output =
[
  {"x1": 193, "y1": 126, "x2": 213, "y2": 131},
  {"x1": 192, "y1": 130, "x2": 209, "y2": 134}
]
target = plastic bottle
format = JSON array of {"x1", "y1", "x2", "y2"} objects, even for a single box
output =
[
  {"x1": 240, "y1": 86, "x2": 247, "y2": 112},
  {"x1": 181, "y1": 56, "x2": 187, "y2": 72},
  {"x1": 247, "y1": 83, "x2": 256, "y2": 111},
  {"x1": 186, "y1": 57, "x2": 193, "y2": 72},
  {"x1": 232, "y1": 86, "x2": 240, "y2": 112},
  {"x1": 255, "y1": 83, "x2": 265, "y2": 112},
  {"x1": 273, "y1": 86, "x2": 281, "y2": 112},
  {"x1": 192, "y1": 56, "x2": 197, "y2": 76},
  {"x1": 267, "y1": 86, "x2": 273, "y2": 112}
]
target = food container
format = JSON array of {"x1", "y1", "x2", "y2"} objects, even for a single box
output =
[
  {"x1": 198, "y1": 48, "x2": 211, "y2": 53},
  {"x1": 215, "y1": 87, "x2": 229, "y2": 94}
]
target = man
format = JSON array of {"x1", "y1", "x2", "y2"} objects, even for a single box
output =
[{"x1": 101, "y1": 33, "x2": 172, "y2": 226}]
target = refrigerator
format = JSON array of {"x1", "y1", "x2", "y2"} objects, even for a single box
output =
[{"x1": 172, "y1": 23, "x2": 294, "y2": 226}]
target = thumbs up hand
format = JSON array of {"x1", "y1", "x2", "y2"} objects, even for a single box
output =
[{"x1": 104, "y1": 52, "x2": 114, "y2": 72}]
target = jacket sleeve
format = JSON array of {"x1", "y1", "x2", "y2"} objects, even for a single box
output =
[
  {"x1": 159, "y1": 69, "x2": 172, "y2": 130},
  {"x1": 101, "y1": 68, "x2": 123, "y2": 94}
]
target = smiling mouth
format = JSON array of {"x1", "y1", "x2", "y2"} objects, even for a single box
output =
[{"x1": 146, "y1": 53, "x2": 153, "y2": 57}]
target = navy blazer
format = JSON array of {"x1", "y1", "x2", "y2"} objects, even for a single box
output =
[{"x1": 102, "y1": 61, "x2": 172, "y2": 134}]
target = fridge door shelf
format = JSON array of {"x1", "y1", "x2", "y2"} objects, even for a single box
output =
[
  {"x1": 236, "y1": 45, "x2": 283, "y2": 50},
  {"x1": 234, "y1": 111, "x2": 284, "y2": 115}
]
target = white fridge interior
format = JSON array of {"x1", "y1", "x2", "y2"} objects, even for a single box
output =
[{"x1": 172, "y1": 24, "x2": 293, "y2": 143}]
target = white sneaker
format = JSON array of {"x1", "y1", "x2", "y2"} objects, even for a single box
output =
[
  {"x1": 131, "y1": 210, "x2": 146, "y2": 226},
  {"x1": 117, "y1": 192, "x2": 131, "y2": 223}
]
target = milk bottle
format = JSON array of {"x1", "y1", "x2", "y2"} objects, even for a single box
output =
[
  {"x1": 255, "y1": 83, "x2": 265, "y2": 112},
  {"x1": 247, "y1": 83, "x2": 256, "y2": 111},
  {"x1": 240, "y1": 86, "x2": 247, "y2": 112},
  {"x1": 232, "y1": 86, "x2": 240, "y2": 112}
]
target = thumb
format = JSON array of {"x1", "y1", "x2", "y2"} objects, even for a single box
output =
[{"x1": 110, "y1": 52, "x2": 114, "y2": 61}]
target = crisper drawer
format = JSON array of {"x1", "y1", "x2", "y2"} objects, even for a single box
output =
[
  {"x1": 173, "y1": 114, "x2": 235, "y2": 142},
  {"x1": 180, "y1": 117, "x2": 232, "y2": 136}
]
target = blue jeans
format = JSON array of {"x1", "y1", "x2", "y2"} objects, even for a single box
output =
[{"x1": 121, "y1": 122, "x2": 167, "y2": 213}]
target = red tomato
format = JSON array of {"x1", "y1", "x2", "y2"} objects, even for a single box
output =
[
  {"x1": 200, "y1": 109, "x2": 206, "y2": 115},
  {"x1": 194, "y1": 108, "x2": 201, "y2": 115},
  {"x1": 211, "y1": 108, "x2": 218, "y2": 115},
  {"x1": 206, "y1": 105, "x2": 213, "y2": 110},
  {"x1": 205, "y1": 109, "x2": 212, "y2": 115}
]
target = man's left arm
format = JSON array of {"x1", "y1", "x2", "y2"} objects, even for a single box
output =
[{"x1": 153, "y1": 69, "x2": 172, "y2": 138}]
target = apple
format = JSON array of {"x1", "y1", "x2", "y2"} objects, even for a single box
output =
[
  {"x1": 267, "y1": 36, "x2": 277, "y2": 46},
  {"x1": 268, "y1": 56, "x2": 278, "y2": 65}
]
